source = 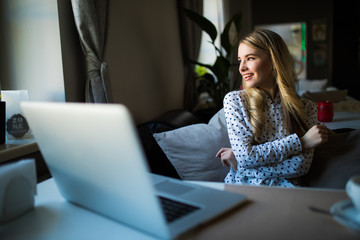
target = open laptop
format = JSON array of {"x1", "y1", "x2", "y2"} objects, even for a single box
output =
[{"x1": 21, "y1": 102, "x2": 246, "y2": 239}]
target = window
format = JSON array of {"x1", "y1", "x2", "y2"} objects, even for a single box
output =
[
  {"x1": 1, "y1": 0, "x2": 65, "y2": 102},
  {"x1": 197, "y1": 0, "x2": 225, "y2": 65}
]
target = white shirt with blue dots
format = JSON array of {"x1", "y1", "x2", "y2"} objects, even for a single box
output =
[{"x1": 223, "y1": 90, "x2": 318, "y2": 187}]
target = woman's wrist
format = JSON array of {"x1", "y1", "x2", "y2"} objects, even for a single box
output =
[
  {"x1": 299, "y1": 137, "x2": 305, "y2": 152},
  {"x1": 296, "y1": 133, "x2": 306, "y2": 152}
]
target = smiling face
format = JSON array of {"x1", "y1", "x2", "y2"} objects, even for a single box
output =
[{"x1": 238, "y1": 43, "x2": 275, "y2": 93}]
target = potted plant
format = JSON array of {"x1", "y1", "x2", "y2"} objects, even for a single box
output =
[{"x1": 183, "y1": 9, "x2": 242, "y2": 111}]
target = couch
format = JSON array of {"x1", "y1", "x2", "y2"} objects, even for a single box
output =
[{"x1": 137, "y1": 108, "x2": 360, "y2": 189}]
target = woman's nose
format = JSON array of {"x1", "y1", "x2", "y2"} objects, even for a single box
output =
[{"x1": 239, "y1": 61, "x2": 247, "y2": 72}]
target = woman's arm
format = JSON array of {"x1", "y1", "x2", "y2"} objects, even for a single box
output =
[
  {"x1": 224, "y1": 92, "x2": 320, "y2": 169},
  {"x1": 249, "y1": 150, "x2": 314, "y2": 178}
]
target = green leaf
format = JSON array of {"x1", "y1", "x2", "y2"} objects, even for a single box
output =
[
  {"x1": 221, "y1": 12, "x2": 242, "y2": 55},
  {"x1": 197, "y1": 73, "x2": 216, "y2": 94},
  {"x1": 200, "y1": 73, "x2": 216, "y2": 85},
  {"x1": 195, "y1": 65, "x2": 208, "y2": 76},
  {"x1": 189, "y1": 59, "x2": 213, "y2": 70},
  {"x1": 211, "y1": 56, "x2": 230, "y2": 80},
  {"x1": 182, "y1": 8, "x2": 217, "y2": 43}
]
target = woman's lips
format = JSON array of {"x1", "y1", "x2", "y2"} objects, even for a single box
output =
[{"x1": 242, "y1": 73, "x2": 254, "y2": 81}]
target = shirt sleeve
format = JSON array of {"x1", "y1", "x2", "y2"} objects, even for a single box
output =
[
  {"x1": 302, "y1": 98, "x2": 318, "y2": 129},
  {"x1": 260, "y1": 100, "x2": 318, "y2": 178},
  {"x1": 224, "y1": 92, "x2": 317, "y2": 173},
  {"x1": 251, "y1": 152, "x2": 313, "y2": 178}
]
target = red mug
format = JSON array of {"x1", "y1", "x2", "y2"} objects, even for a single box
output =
[{"x1": 317, "y1": 100, "x2": 333, "y2": 122}]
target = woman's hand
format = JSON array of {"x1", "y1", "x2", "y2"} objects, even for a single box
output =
[
  {"x1": 216, "y1": 148, "x2": 237, "y2": 170},
  {"x1": 300, "y1": 124, "x2": 331, "y2": 150}
]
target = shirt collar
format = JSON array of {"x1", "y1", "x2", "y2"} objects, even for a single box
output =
[{"x1": 265, "y1": 91, "x2": 281, "y2": 106}]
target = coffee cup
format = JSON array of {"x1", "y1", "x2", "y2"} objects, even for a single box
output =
[
  {"x1": 346, "y1": 176, "x2": 360, "y2": 212},
  {"x1": 317, "y1": 100, "x2": 334, "y2": 122}
]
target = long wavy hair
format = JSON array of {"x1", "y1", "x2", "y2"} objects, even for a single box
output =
[{"x1": 240, "y1": 29, "x2": 307, "y2": 143}]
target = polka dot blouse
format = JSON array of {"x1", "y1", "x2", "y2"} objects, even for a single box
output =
[{"x1": 223, "y1": 90, "x2": 318, "y2": 187}]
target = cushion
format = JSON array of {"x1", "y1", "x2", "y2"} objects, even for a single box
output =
[
  {"x1": 301, "y1": 90, "x2": 348, "y2": 103},
  {"x1": 302, "y1": 129, "x2": 360, "y2": 189},
  {"x1": 153, "y1": 109, "x2": 230, "y2": 182},
  {"x1": 297, "y1": 78, "x2": 328, "y2": 95}
]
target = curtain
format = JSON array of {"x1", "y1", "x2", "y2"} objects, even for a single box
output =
[
  {"x1": 71, "y1": 0, "x2": 111, "y2": 103},
  {"x1": 177, "y1": 0, "x2": 203, "y2": 111}
]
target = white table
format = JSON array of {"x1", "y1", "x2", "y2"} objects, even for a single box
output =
[
  {"x1": 323, "y1": 112, "x2": 360, "y2": 130},
  {"x1": 0, "y1": 179, "x2": 159, "y2": 240},
  {"x1": 0, "y1": 179, "x2": 359, "y2": 240}
]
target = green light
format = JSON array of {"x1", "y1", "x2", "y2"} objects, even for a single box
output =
[{"x1": 301, "y1": 23, "x2": 306, "y2": 62}]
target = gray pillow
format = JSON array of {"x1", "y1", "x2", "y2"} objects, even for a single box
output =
[{"x1": 153, "y1": 109, "x2": 230, "y2": 182}]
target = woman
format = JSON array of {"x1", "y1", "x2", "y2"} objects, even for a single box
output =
[{"x1": 216, "y1": 29, "x2": 329, "y2": 187}]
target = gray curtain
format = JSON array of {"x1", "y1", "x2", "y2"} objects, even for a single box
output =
[
  {"x1": 71, "y1": 0, "x2": 111, "y2": 103},
  {"x1": 177, "y1": 0, "x2": 203, "y2": 111}
]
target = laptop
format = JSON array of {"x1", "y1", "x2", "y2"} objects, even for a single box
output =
[{"x1": 21, "y1": 102, "x2": 246, "y2": 239}]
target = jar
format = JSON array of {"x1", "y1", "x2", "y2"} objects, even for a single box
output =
[{"x1": 317, "y1": 100, "x2": 333, "y2": 122}]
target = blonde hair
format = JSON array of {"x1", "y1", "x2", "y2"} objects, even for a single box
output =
[{"x1": 240, "y1": 29, "x2": 307, "y2": 143}]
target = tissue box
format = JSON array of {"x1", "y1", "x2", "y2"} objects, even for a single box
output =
[{"x1": 0, "y1": 159, "x2": 37, "y2": 224}]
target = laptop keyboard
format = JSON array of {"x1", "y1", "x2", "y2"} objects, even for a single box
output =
[{"x1": 158, "y1": 197, "x2": 200, "y2": 223}]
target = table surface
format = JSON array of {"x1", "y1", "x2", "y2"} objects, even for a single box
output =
[
  {"x1": 0, "y1": 138, "x2": 38, "y2": 163},
  {"x1": 0, "y1": 179, "x2": 359, "y2": 240},
  {"x1": 323, "y1": 111, "x2": 360, "y2": 130}
]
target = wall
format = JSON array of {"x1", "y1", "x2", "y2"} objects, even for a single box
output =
[
  {"x1": 105, "y1": 0, "x2": 184, "y2": 123},
  {"x1": 332, "y1": 0, "x2": 360, "y2": 100}
]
